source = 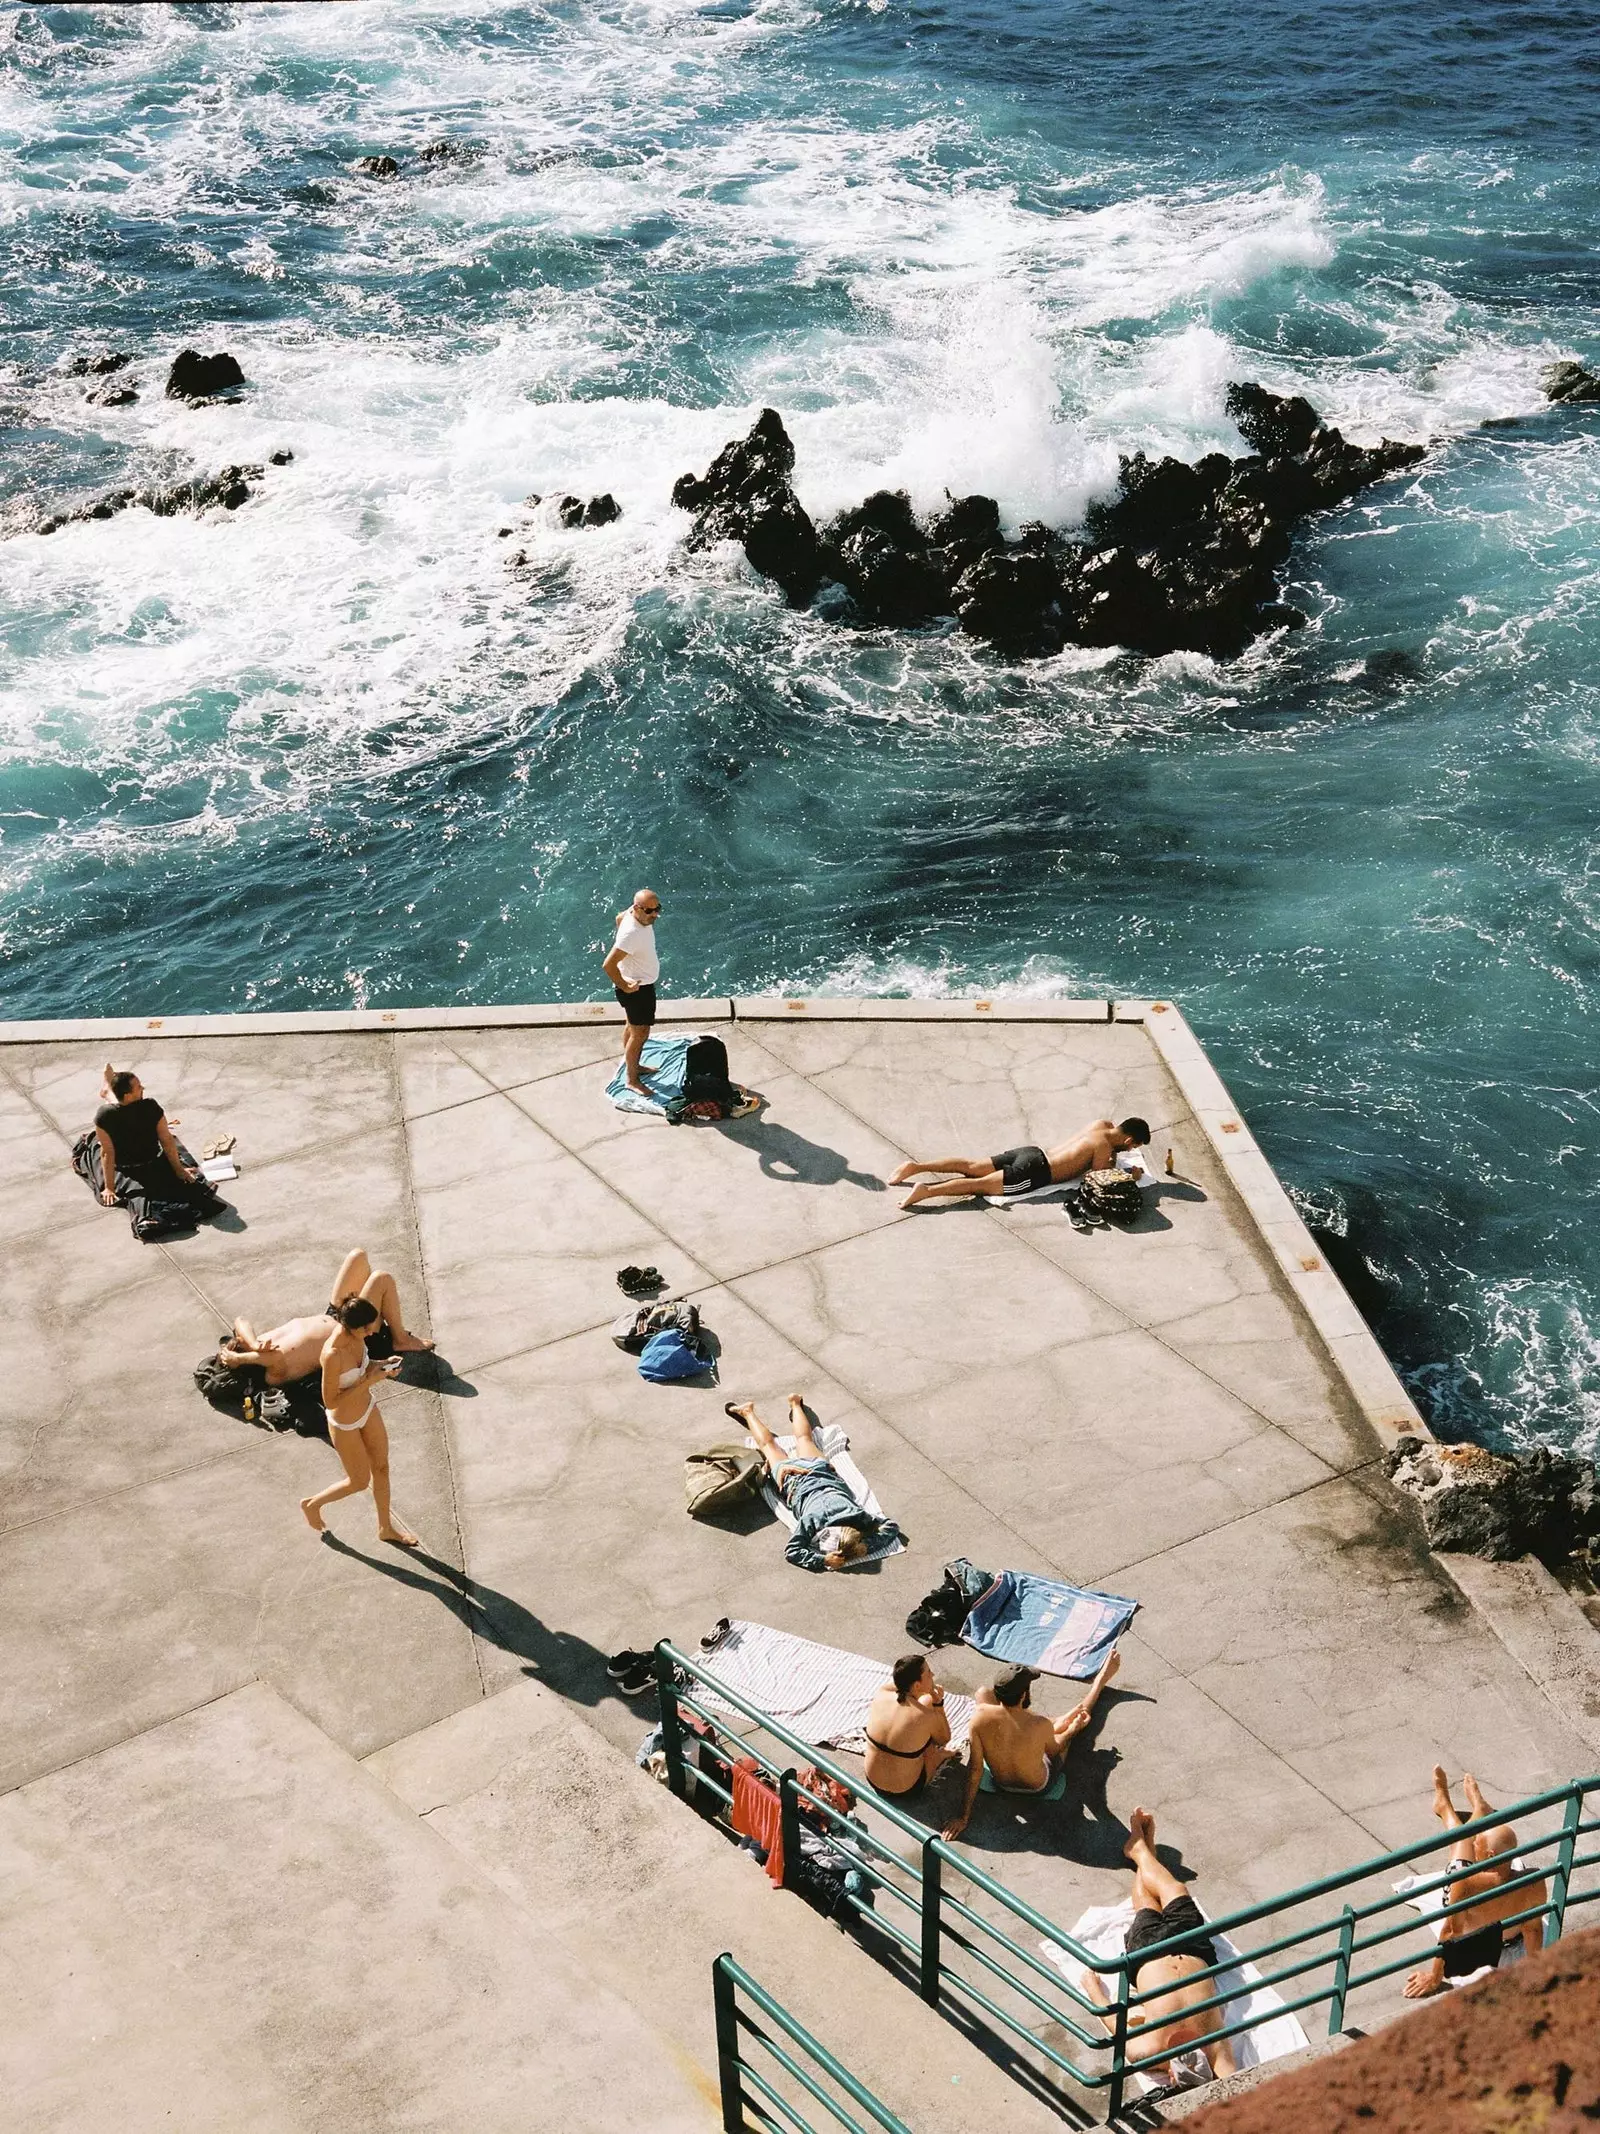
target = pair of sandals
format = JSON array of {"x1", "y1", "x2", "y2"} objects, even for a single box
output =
[
  {"x1": 617, "y1": 1264, "x2": 664, "y2": 1298},
  {"x1": 200, "y1": 1133, "x2": 236, "y2": 1160}
]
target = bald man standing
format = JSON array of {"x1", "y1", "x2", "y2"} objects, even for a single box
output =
[{"x1": 602, "y1": 887, "x2": 662, "y2": 1092}]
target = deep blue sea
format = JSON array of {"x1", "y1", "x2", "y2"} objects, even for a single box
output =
[{"x1": 1, "y1": 0, "x2": 1597, "y2": 1455}]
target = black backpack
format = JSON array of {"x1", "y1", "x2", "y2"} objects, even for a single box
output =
[
  {"x1": 194, "y1": 1352, "x2": 267, "y2": 1419},
  {"x1": 1078, "y1": 1167, "x2": 1143, "y2": 1227},
  {"x1": 611, "y1": 1298, "x2": 703, "y2": 1354}
]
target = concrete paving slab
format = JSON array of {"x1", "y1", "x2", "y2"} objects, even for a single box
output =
[{"x1": 2, "y1": 1682, "x2": 719, "y2": 2133}]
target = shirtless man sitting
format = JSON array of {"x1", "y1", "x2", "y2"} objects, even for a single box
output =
[
  {"x1": 942, "y1": 1650, "x2": 1119, "y2": 1840},
  {"x1": 1403, "y1": 1767, "x2": 1547, "y2": 1997},
  {"x1": 219, "y1": 1248, "x2": 432, "y2": 1385},
  {"x1": 891, "y1": 1118, "x2": 1151, "y2": 1210},
  {"x1": 864, "y1": 1655, "x2": 956, "y2": 1800},
  {"x1": 1081, "y1": 1810, "x2": 1238, "y2": 2085}
]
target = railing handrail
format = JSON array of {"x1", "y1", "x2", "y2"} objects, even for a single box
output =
[
  {"x1": 664, "y1": 1640, "x2": 1599, "y2": 2114},
  {"x1": 714, "y1": 1954, "x2": 913, "y2": 2134}
]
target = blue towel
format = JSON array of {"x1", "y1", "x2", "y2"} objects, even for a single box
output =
[
  {"x1": 605, "y1": 1034, "x2": 691, "y2": 1116},
  {"x1": 962, "y1": 1570, "x2": 1137, "y2": 1680}
]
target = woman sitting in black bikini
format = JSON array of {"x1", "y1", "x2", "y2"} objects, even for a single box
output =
[{"x1": 863, "y1": 1655, "x2": 956, "y2": 1799}]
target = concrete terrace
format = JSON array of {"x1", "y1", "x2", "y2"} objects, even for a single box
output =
[{"x1": 2, "y1": 996, "x2": 1597, "y2": 2127}]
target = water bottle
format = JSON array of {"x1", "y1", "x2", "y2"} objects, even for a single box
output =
[{"x1": 242, "y1": 1386, "x2": 257, "y2": 1425}]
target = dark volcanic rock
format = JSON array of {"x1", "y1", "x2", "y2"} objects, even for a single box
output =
[
  {"x1": 672, "y1": 385, "x2": 1427, "y2": 657},
  {"x1": 556, "y1": 495, "x2": 585, "y2": 528},
  {"x1": 583, "y1": 492, "x2": 621, "y2": 526},
  {"x1": 166, "y1": 349, "x2": 246, "y2": 401},
  {"x1": 419, "y1": 139, "x2": 479, "y2": 166},
  {"x1": 65, "y1": 350, "x2": 132, "y2": 378},
  {"x1": 1542, "y1": 358, "x2": 1600, "y2": 405},
  {"x1": 36, "y1": 463, "x2": 264, "y2": 537},
  {"x1": 268, "y1": 448, "x2": 294, "y2": 466},
  {"x1": 672, "y1": 407, "x2": 822, "y2": 603},
  {"x1": 354, "y1": 154, "x2": 400, "y2": 178},
  {"x1": 1387, "y1": 1435, "x2": 1600, "y2": 1567},
  {"x1": 85, "y1": 380, "x2": 138, "y2": 407}
]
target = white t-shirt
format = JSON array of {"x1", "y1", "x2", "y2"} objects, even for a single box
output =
[{"x1": 612, "y1": 912, "x2": 660, "y2": 986}]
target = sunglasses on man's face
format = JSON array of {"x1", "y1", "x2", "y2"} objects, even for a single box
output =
[{"x1": 639, "y1": 904, "x2": 661, "y2": 916}]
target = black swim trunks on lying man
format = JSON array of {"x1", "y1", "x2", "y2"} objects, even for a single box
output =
[
  {"x1": 1123, "y1": 1893, "x2": 1220, "y2": 1988},
  {"x1": 615, "y1": 981, "x2": 656, "y2": 1027},
  {"x1": 1440, "y1": 1918, "x2": 1505, "y2": 1979},
  {"x1": 991, "y1": 1144, "x2": 1053, "y2": 1196}
]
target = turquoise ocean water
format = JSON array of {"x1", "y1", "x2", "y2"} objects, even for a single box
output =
[{"x1": 1, "y1": 1, "x2": 1597, "y2": 1454}]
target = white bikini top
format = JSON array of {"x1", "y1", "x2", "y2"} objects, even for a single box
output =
[{"x1": 336, "y1": 1342, "x2": 367, "y2": 1391}]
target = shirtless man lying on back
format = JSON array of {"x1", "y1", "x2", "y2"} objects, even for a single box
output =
[
  {"x1": 220, "y1": 1247, "x2": 432, "y2": 1385},
  {"x1": 943, "y1": 1651, "x2": 1119, "y2": 1840},
  {"x1": 891, "y1": 1117, "x2": 1150, "y2": 1211},
  {"x1": 1403, "y1": 1767, "x2": 1547, "y2": 1997}
]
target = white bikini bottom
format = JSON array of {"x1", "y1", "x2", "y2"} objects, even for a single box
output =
[{"x1": 327, "y1": 1395, "x2": 376, "y2": 1434}]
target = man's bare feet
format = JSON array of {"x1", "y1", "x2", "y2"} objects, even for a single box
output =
[
  {"x1": 379, "y1": 1521, "x2": 419, "y2": 1547},
  {"x1": 1462, "y1": 1772, "x2": 1490, "y2": 1820},
  {"x1": 900, "y1": 1183, "x2": 931, "y2": 1210},
  {"x1": 1125, "y1": 1806, "x2": 1156, "y2": 1857},
  {"x1": 300, "y1": 1497, "x2": 326, "y2": 1533},
  {"x1": 1431, "y1": 1764, "x2": 1456, "y2": 1825},
  {"x1": 394, "y1": 1331, "x2": 435, "y2": 1353},
  {"x1": 1097, "y1": 1648, "x2": 1123, "y2": 1691},
  {"x1": 889, "y1": 1161, "x2": 920, "y2": 1186}
]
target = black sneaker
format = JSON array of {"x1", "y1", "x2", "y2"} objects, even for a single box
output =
[
  {"x1": 616, "y1": 1265, "x2": 664, "y2": 1297},
  {"x1": 606, "y1": 1647, "x2": 653, "y2": 1679},
  {"x1": 616, "y1": 1661, "x2": 659, "y2": 1698}
]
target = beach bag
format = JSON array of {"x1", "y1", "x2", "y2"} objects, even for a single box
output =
[
  {"x1": 193, "y1": 1352, "x2": 266, "y2": 1419},
  {"x1": 639, "y1": 1327, "x2": 708, "y2": 1382},
  {"x1": 1079, "y1": 1166, "x2": 1143, "y2": 1227},
  {"x1": 684, "y1": 1444, "x2": 764, "y2": 1519},
  {"x1": 613, "y1": 1299, "x2": 701, "y2": 1353}
]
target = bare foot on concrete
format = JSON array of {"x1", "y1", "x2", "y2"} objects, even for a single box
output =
[
  {"x1": 1463, "y1": 1772, "x2": 1490, "y2": 1820},
  {"x1": 889, "y1": 1161, "x2": 920, "y2": 1185},
  {"x1": 1125, "y1": 1806, "x2": 1155, "y2": 1858},
  {"x1": 301, "y1": 1497, "x2": 326, "y2": 1533},
  {"x1": 900, "y1": 1183, "x2": 932, "y2": 1210},
  {"x1": 379, "y1": 1520, "x2": 419, "y2": 1547},
  {"x1": 725, "y1": 1400, "x2": 759, "y2": 1426},
  {"x1": 394, "y1": 1331, "x2": 435, "y2": 1353}
]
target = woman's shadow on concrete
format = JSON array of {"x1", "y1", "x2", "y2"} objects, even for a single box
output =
[
  {"x1": 716, "y1": 1112, "x2": 885, "y2": 1192},
  {"x1": 321, "y1": 1536, "x2": 610, "y2": 1707}
]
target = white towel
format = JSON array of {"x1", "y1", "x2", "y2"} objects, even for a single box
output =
[
  {"x1": 1041, "y1": 1897, "x2": 1309, "y2": 2096},
  {"x1": 747, "y1": 1422, "x2": 906, "y2": 1564},
  {"x1": 695, "y1": 1619, "x2": 973, "y2": 1755}
]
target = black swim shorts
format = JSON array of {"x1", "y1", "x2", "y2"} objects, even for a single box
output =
[
  {"x1": 991, "y1": 1144, "x2": 1052, "y2": 1196},
  {"x1": 615, "y1": 982, "x2": 656, "y2": 1027},
  {"x1": 1124, "y1": 1894, "x2": 1218, "y2": 1988}
]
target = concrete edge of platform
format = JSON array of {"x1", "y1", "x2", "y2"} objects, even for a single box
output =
[{"x1": 0, "y1": 995, "x2": 1135, "y2": 1045}]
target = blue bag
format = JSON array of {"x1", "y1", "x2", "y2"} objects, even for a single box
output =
[{"x1": 638, "y1": 1327, "x2": 708, "y2": 1382}]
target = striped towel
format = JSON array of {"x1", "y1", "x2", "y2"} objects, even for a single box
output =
[
  {"x1": 696, "y1": 1620, "x2": 974, "y2": 1755},
  {"x1": 746, "y1": 1422, "x2": 906, "y2": 1566}
]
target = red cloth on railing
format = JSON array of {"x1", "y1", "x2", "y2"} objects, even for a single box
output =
[{"x1": 730, "y1": 1758, "x2": 784, "y2": 1886}]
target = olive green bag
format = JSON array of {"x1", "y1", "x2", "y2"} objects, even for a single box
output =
[{"x1": 684, "y1": 1444, "x2": 764, "y2": 1520}]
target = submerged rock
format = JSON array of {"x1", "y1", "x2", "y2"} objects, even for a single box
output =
[
  {"x1": 85, "y1": 380, "x2": 138, "y2": 407},
  {"x1": 1387, "y1": 1435, "x2": 1600, "y2": 1567},
  {"x1": 669, "y1": 389, "x2": 1426, "y2": 660},
  {"x1": 1541, "y1": 359, "x2": 1600, "y2": 405},
  {"x1": 36, "y1": 463, "x2": 264, "y2": 537},
  {"x1": 419, "y1": 139, "x2": 479, "y2": 166},
  {"x1": 166, "y1": 349, "x2": 246, "y2": 401},
  {"x1": 65, "y1": 350, "x2": 132, "y2": 377},
  {"x1": 353, "y1": 154, "x2": 400, "y2": 179},
  {"x1": 583, "y1": 492, "x2": 621, "y2": 526}
]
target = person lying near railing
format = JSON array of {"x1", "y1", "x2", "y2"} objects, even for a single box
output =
[
  {"x1": 219, "y1": 1247, "x2": 433, "y2": 1384},
  {"x1": 890, "y1": 1117, "x2": 1150, "y2": 1210},
  {"x1": 1403, "y1": 1767, "x2": 1548, "y2": 1998},
  {"x1": 941, "y1": 1650, "x2": 1120, "y2": 1840},
  {"x1": 1079, "y1": 1809, "x2": 1239, "y2": 2083},
  {"x1": 863, "y1": 1655, "x2": 958, "y2": 1800},
  {"x1": 728, "y1": 1395, "x2": 903, "y2": 1571}
]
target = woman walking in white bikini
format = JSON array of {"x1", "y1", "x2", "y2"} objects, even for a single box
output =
[{"x1": 300, "y1": 1295, "x2": 418, "y2": 1544}]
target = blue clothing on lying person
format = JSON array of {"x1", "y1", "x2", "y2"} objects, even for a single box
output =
[
  {"x1": 780, "y1": 1458, "x2": 898, "y2": 1574},
  {"x1": 962, "y1": 1569, "x2": 1137, "y2": 1679}
]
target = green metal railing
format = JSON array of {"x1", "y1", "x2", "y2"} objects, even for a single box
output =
[
  {"x1": 713, "y1": 1955, "x2": 912, "y2": 2134},
  {"x1": 659, "y1": 1643, "x2": 1600, "y2": 2119}
]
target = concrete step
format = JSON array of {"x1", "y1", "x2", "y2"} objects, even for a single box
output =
[
  {"x1": 1, "y1": 1682, "x2": 722, "y2": 2132},
  {"x1": 1138, "y1": 2031, "x2": 1357, "y2": 2123},
  {"x1": 367, "y1": 1675, "x2": 1066, "y2": 2133}
]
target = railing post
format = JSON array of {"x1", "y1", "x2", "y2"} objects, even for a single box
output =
[
  {"x1": 712, "y1": 1955, "x2": 744, "y2": 2134},
  {"x1": 1328, "y1": 1904, "x2": 1356, "y2": 2034},
  {"x1": 1548, "y1": 1787, "x2": 1583, "y2": 1944},
  {"x1": 656, "y1": 1644, "x2": 687, "y2": 1800},
  {"x1": 920, "y1": 1837, "x2": 942, "y2": 2005},
  {"x1": 778, "y1": 1769, "x2": 801, "y2": 1892},
  {"x1": 1106, "y1": 1965, "x2": 1130, "y2": 2122}
]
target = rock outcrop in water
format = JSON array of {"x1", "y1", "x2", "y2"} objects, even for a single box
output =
[
  {"x1": 36, "y1": 463, "x2": 263, "y2": 536},
  {"x1": 165, "y1": 349, "x2": 246, "y2": 402},
  {"x1": 1387, "y1": 1434, "x2": 1600, "y2": 1568},
  {"x1": 670, "y1": 387, "x2": 1426, "y2": 658},
  {"x1": 1542, "y1": 359, "x2": 1600, "y2": 405}
]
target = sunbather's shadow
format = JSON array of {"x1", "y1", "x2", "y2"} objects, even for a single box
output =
[
  {"x1": 1155, "y1": 1180, "x2": 1206, "y2": 1204},
  {"x1": 717, "y1": 1114, "x2": 885, "y2": 1192},
  {"x1": 320, "y1": 1536, "x2": 611, "y2": 1707},
  {"x1": 206, "y1": 1205, "x2": 248, "y2": 1234}
]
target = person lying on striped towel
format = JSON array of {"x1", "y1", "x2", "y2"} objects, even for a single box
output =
[{"x1": 728, "y1": 1395, "x2": 903, "y2": 1572}]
